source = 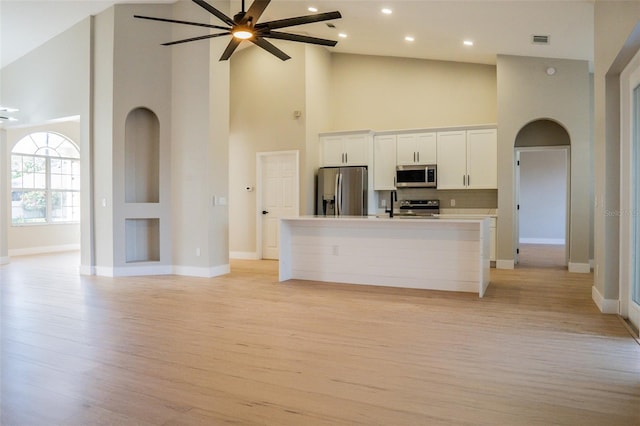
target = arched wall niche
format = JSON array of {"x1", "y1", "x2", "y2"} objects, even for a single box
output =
[
  {"x1": 125, "y1": 107, "x2": 160, "y2": 203},
  {"x1": 515, "y1": 118, "x2": 570, "y2": 147}
]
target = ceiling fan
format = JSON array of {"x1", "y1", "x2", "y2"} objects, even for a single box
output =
[{"x1": 134, "y1": 0, "x2": 342, "y2": 61}]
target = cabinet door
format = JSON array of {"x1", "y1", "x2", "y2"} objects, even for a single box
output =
[
  {"x1": 415, "y1": 132, "x2": 437, "y2": 164},
  {"x1": 321, "y1": 136, "x2": 345, "y2": 166},
  {"x1": 374, "y1": 135, "x2": 397, "y2": 190},
  {"x1": 343, "y1": 134, "x2": 369, "y2": 166},
  {"x1": 436, "y1": 131, "x2": 467, "y2": 189},
  {"x1": 466, "y1": 129, "x2": 497, "y2": 189},
  {"x1": 396, "y1": 134, "x2": 418, "y2": 165}
]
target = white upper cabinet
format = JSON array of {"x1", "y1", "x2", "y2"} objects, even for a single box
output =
[
  {"x1": 466, "y1": 129, "x2": 497, "y2": 189},
  {"x1": 436, "y1": 128, "x2": 497, "y2": 190},
  {"x1": 436, "y1": 131, "x2": 468, "y2": 189},
  {"x1": 396, "y1": 132, "x2": 437, "y2": 165},
  {"x1": 374, "y1": 135, "x2": 397, "y2": 190},
  {"x1": 321, "y1": 134, "x2": 370, "y2": 166}
]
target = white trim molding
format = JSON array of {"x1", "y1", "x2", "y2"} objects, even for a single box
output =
[
  {"x1": 8, "y1": 243, "x2": 80, "y2": 257},
  {"x1": 496, "y1": 259, "x2": 515, "y2": 269},
  {"x1": 79, "y1": 264, "x2": 95, "y2": 275},
  {"x1": 519, "y1": 238, "x2": 565, "y2": 245},
  {"x1": 592, "y1": 286, "x2": 620, "y2": 314},
  {"x1": 568, "y1": 262, "x2": 591, "y2": 273},
  {"x1": 0, "y1": 256, "x2": 10, "y2": 265},
  {"x1": 229, "y1": 251, "x2": 260, "y2": 260},
  {"x1": 172, "y1": 264, "x2": 230, "y2": 278}
]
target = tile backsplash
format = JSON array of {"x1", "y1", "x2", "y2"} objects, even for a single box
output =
[{"x1": 377, "y1": 188, "x2": 498, "y2": 209}]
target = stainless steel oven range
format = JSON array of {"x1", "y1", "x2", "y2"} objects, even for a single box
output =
[{"x1": 397, "y1": 199, "x2": 440, "y2": 217}]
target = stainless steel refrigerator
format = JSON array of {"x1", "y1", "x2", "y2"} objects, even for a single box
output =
[{"x1": 316, "y1": 166, "x2": 368, "y2": 216}]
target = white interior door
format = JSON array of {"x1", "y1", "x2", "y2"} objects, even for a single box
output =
[{"x1": 259, "y1": 151, "x2": 299, "y2": 260}]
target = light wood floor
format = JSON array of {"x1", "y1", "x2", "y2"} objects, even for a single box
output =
[{"x1": 1, "y1": 251, "x2": 638, "y2": 425}]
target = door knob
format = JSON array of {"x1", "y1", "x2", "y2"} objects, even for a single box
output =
[{"x1": 262, "y1": 210, "x2": 269, "y2": 215}]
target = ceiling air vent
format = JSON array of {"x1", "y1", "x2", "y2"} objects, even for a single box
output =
[{"x1": 532, "y1": 35, "x2": 550, "y2": 45}]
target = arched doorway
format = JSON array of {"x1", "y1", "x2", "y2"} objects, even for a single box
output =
[{"x1": 514, "y1": 119, "x2": 570, "y2": 268}]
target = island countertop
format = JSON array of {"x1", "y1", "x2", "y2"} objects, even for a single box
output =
[{"x1": 279, "y1": 215, "x2": 491, "y2": 297}]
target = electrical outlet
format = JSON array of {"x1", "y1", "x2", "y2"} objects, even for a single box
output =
[
  {"x1": 450, "y1": 199, "x2": 456, "y2": 207},
  {"x1": 381, "y1": 199, "x2": 386, "y2": 208}
]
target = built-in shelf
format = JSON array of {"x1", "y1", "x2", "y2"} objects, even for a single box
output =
[
  {"x1": 125, "y1": 218, "x2": 160, "y2": 263},
  {"x1": 125, "y1": 107, "x2": 159, "y2": 203}
]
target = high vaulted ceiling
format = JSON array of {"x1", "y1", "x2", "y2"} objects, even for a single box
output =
[{"x1": 1, "y1": 0, "x2": 594, "y2": 69}]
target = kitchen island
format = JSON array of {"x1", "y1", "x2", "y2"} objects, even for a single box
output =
[{"x1": 279, "y1": 216, "x2": 491, "y2": 297}]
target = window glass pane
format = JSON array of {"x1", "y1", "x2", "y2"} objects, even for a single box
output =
[
  {"x1": 12, "y1": 138, "x2": 37, "y2": 154},
  {"x1": 51, "y1": 191, "x2": 80, "y2": 222},
  {"x1": 34, "y1": 172, "x2": 46, "y2": 189},
  {"x1": 30, "y1": 132, "x2": 47, "y2": 148},
  {"x1": 51, "y1": 174, "x2": 63, "y2": 189},
  {"x1": 11, "y1": 156, "x2": 23, "y2": 187},
  {"x1": 57, "y1": 140, "x2": 80, "y2": 158},
  {"x1": 11, "y1": 190, "x2": 47, "y2": 224},
  {"x1": 51, "y1": 158, "x2": 62, "y2": 173}
]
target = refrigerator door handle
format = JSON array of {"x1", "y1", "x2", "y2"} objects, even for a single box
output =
[
  {"x1": 334, "y1": 172, "x2": 340, "y2": 216},
  {"x1": 337, "y1": 172, "x2": 343, "y2": 215}
]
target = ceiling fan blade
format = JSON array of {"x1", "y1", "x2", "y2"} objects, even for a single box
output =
[
  {"x1": 162, "y1": 32, "x2": 230, "y2": 46},
  {"x1": 262, "y1": 31, "x2": 337, "y2": 47},
  {"x1": 192, "y1": 0, "x2": 234, "y2": 26},
  {"x1": 220, "y1": 38, "x2": 242, "y2": 61},
  {"x1": 256, "y1": 11, "x2": 341, "y2": 30},
  {"x1": 241, "y1": 0, "x2": 270, "y2": 25},
  {"x1": 133, "y1": 15, "x2": 230, "y2": 31},
  {"x1": 251, "y1": 37, "x2": 291, "y2": 61}
]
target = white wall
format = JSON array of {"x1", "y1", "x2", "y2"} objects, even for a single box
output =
[
  {"x1": 329, "y1": 54, "x2": 497, "y2": 131},
  {"x1": 593, "y1": 2, "x2": 640, "y2": 305},
  {"x1": 229, "y1": 43, "x2": 307, "y2": 256},
  {"x1": 519, "y1": 149, "x2": 567, "y2": 244},
  {"x1": 171, "y1": 0, "x2": 230, "y2": 275},
  {"x1": 0, "y1": 129, "x2": 8, "y2": 264},
  {"x1": 497, "y1": 55, "x2": 591, "y2": 271}
]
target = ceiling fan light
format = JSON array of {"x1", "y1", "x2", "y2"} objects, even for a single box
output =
[{"x1": 232, "y1": 28, "x2": 254, "y2": 39}]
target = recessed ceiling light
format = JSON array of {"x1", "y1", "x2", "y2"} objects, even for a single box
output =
[
  {"x1": 405, "y1": 36, "x2": 415, "y2": 42},
  {"x1": 308, "y1": 7, "x2": 318, "y2": 13},
  {"x1": 463, "y1": 40, "x2": 474, "y2": 46},
  {"x1": 381, "y1": 8, "x2": 393, "y2": 15},
  {"x1": 338, "y1": 33, "x2": 347, "y2": 38}
]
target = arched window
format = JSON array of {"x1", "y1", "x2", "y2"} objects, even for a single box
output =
[{"x1": 11, "y1": 132, "x2": 80, "y2": 224}]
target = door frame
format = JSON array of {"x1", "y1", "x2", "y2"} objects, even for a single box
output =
[
  {"x1": 514, "y1": 146, "x2": 571, "y2": 266},
  {"x1": 620, "y1": 47, "x2": 640, "y2": 328},
  {"x1": 255, "y1": 150, "x2": 299, "y2": 260}
]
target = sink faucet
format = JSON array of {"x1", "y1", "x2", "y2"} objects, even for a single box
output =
[{"x1": 386, "y1": 190, "x2": 397, "y2": 218}]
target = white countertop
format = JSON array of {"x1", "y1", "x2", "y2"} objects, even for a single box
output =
[{"x1": 283, "y1": 215, "x2": 489, "y2": 224}]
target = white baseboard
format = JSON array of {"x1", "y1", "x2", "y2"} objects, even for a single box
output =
[
  {"x1": 94, "y1": 263, "x2": 230, "y2": 278},
  {"x1": 592, "y1": 286, "x2": 619, "y2": 314},
  {"x1": 79, "y1": 264, "x2": 96, "y2": 275},
  {"x1": 568, "y1": 262, "x2": 591, "y2": 273},
  {"x1": 9, "y1": 243, "x2": 80, "y2": 257},
  {"x1": 95, "y1": 264, "x2": 173, "y2": 277},
  {"x1": 519, "y1": 238, "x2": 565, "y2": 245},
  {"x1": 496, "y1": 259, "x2": 514, "y2": 269},
  {"x1": 0, "y1": 256, "x2": 10, "y2": 265},
  {"x1": 173, "y1": 264, "x2": 230, "y2": 277},
  {"x1": 229, "y1": 251, "x2": 260, "y2": 260}
]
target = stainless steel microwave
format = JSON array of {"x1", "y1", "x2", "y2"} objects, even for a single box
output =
[{"x1": 396, "y1": 165, "x2": 437, "y2": 188}]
